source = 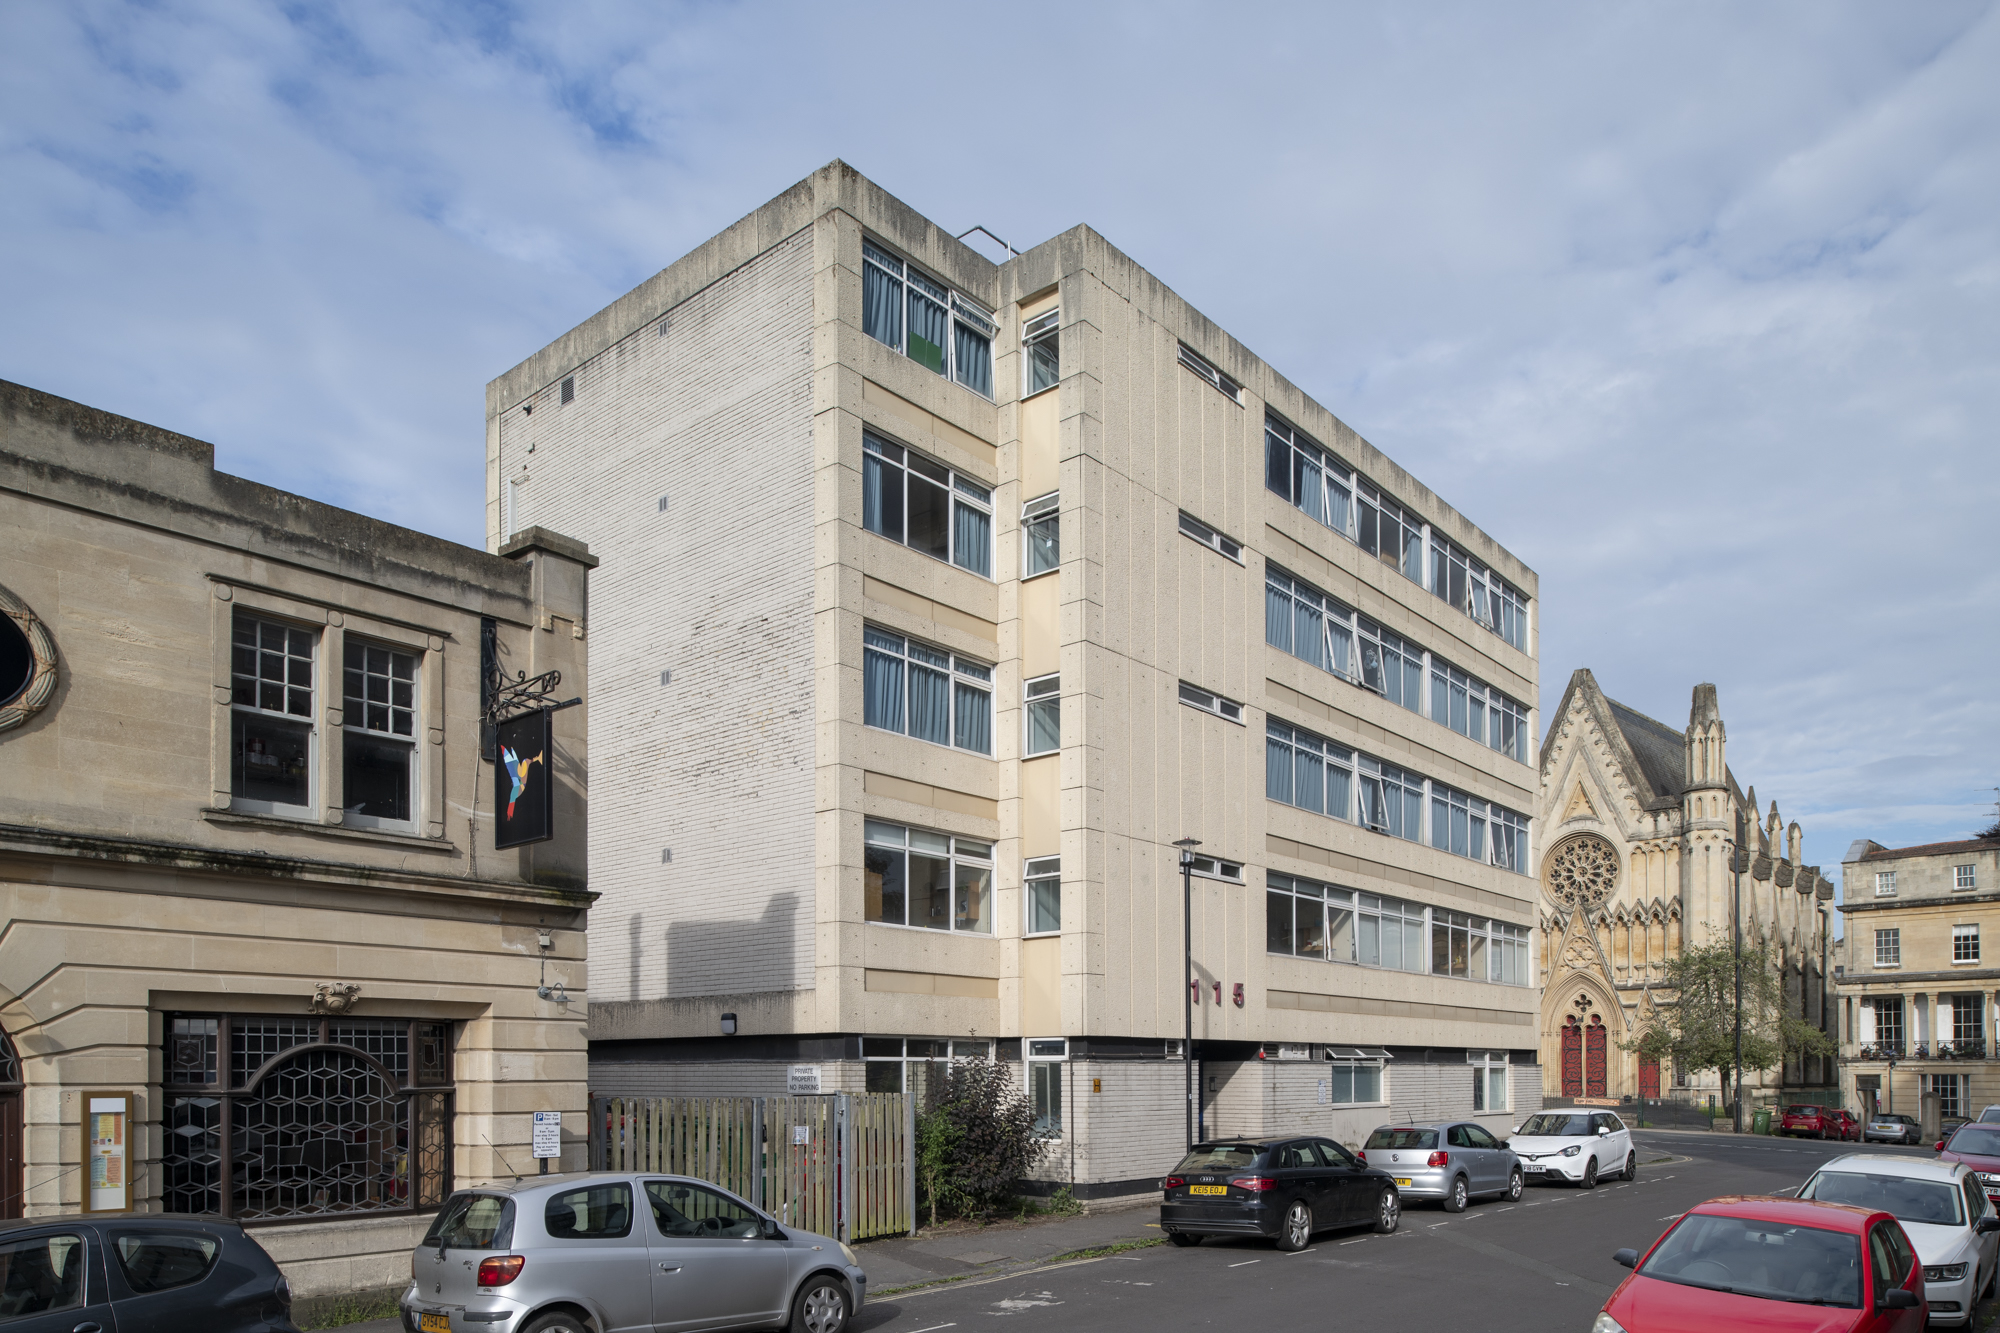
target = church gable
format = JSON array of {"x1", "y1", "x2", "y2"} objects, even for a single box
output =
[{"x1": 1538, "y1": 679, "x2": 1661, "y2": 843}]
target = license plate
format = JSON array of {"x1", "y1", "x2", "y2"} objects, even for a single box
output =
[
  {"x1": 1188, "y1": 1185, "x2": 1227, "y2": 1196},
  {"x1": 419, "y1": 1315, "x2": 451, "y2": 1333},
  {"x1": 1393, "y1": 1178, "x2": 1413, "y2": 1187},
  {"x1": 1524, "y1": 1166, "x2": 1545, "y2": 1174}
]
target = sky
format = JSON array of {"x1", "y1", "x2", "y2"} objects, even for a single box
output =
[{"x1": 4, "y1": 1, "x2": 1997, "y2": 913}]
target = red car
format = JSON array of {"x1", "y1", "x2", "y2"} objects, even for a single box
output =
[
  {"x1": 1937, "y1": 1123, "x2": 2000, "y2": 1206},
  {"x1": 1598, "y1": 1196, "x2": 1925, "y2": 1332},
  {"x1": 1781, "y1": 1104, "x2": 1861, "y2": 1141}
]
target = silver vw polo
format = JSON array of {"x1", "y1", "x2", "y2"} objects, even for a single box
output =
[{"x1": 399, "y1": 1171, "x2": 866, "y2": 1333}]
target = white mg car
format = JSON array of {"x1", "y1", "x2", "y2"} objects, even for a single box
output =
[
  {"x1": 1797, "y1": 1153, "x2": 2000, "y2": 1328},
  {"x1": 1506, "y1": 1109, "x2": 1634, "y2": 1188}
]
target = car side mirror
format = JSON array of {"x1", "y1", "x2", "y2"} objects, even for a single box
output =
[
  {"x1": 761, "y1": 1218, "x2": 784, "y2": 1240},
  {"x1": 1937, "y1": 1142, "x2": 1947, "y2": 1153},
  {"x1": 1977, "y1": 1215, "x2": 2000, "y2": 1235},
  {"x1": 1612, "y1": 1248, "x2": 1639, "y2": 1269},
  {"x1": 1882, "y1": 1288, "x2": 1920, "y2": 1310},
  {"x1": 1598, "y1": 1127, "x2": 1611, "y2": 1137}
]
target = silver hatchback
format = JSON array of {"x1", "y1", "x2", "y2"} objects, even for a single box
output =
[
  {"x1": 1359, "y1": 1121, "x2": 1522, "y2": 1212},
  {"x1": 399, "y1": 1172, "x2": 867, "y2": 1333}
]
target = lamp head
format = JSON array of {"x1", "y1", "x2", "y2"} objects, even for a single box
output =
[{"x1": 720, "y1": 1012, "x2": 738, "y2": 1036}]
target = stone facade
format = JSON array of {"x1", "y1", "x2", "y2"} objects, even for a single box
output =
[
  {"x1": 1534, "y1": 669, "x2": 1835, "y2": 1104},
  {"x1": 0, "y1": 382, "x2": 595, "y2": 1307}
]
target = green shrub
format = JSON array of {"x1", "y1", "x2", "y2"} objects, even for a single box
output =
[{"x1": 917, "y1": 1058, "x2": 1047, "y2": 1224}]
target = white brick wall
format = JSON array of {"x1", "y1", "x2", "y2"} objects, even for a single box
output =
[{"x1": 497, "y1": 231, "x2": 818, "y2": 1003}]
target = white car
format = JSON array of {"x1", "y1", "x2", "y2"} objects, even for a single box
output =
[
  {"x1": 1507, "y1": 1109, "x2": 1633, "y2": 1188},
  {"x1": 1797, "y1": 1153, "x2": 2000, "y2": 1328}
]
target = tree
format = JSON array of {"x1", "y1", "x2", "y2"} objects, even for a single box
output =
[
  {"x1": 1977, "y1": 818, "x2": 2000, "y2": 840},
  {"x1": 916, "y1": 1058, "x2": 1047, "y2": 1224},
  {"x1": 1625, "y1": 940, "x2": 1836, "y2": 1107}
]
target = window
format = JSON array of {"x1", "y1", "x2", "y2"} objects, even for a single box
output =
[
  {"x1": 160, "y1": 1013, "x2": 452, "y2": 1220},
  {"x1": 1952, "y1": 994, "x2": 1985, "y2": 1047},
  {"x1": 1927, "y1": 1074, "x2": 1967, "y2": 1122},
  {"x1": 1430, "y1": 534, "x2": 1529, "y2": 652},
  {"x1": 1357, "y1": 481, "x2": 1427, "y2": 586},
  {"x1": 861, "y1": 432, "x2": 993, "y2": 577},
  {"x1": 1955, "y1": 925, "x2": 1981, "y2": 964},
  {"x1": 0, "y1": 1234, "x2": 84, "y2": 1317},
  {"x1": 1957, "y1": 864, "x2": 1978, "y2": 891},
  {"x1": 1282, "y1": 879, "x2": 1423, "y2": 973},
  {"x1": 114, "y1": 1232, "x2": 220, "y2": 1293},
  {"x1": 1178, "y1": 680, "x2": 1243, "y2": 723},
  {"x1": 1358, "y1": 618, "x2": 1423, "y2": 713},
  {"x1": 1489, "y1": 808, "x2": 1528, "y2": 872},
  {"x1": 1177, "y1": 343, "x2": 1241, "y2": 403},
  {"x1": 1187, "y1": 854, "x2": 1244, "y2": 883},
  {"x1": 1469, "y1": 1051, "x2": 1510, "y2": 1113},
  {"x1": 1027, "y1": 1039, "x2": 1066, "y2": 1137},
  {"x1": 1325, "y1": 1055, "x2": 1385, "y2": 1105},
  {"x1": 1025, "y1": 856, "x2": 1060, "y2": 935},
  {"x1": 1870, "y1": 996, "x2": 1905, "y2": 1050},
  {"x1": 1358, "y1": 755, "x2": 1425, "y2": 843},
  {"x1": 862, "y1": 1037, "x2": 993, "y2": 1095},
  {"x1": 1430, "y1": 913, "x2": 1530, "y2": 985},
  {"x1": 861, "y1": 241, "x2": 994, "y2": 396},
  {"x1": 230, "y1": 614, "x2": 316, "y2": 815},
  {"x1": 1265, "y1": 566, "x2": 1358, "y2": 681},
  {"x1": 1429, "y1": 785, "x2": 1490, "y2": 863},
  {"x1": 546, "y1": 1182, "x2": 631, "y2": 1239},
  {"x1": 1178, "y1": 511, "x2": 1242, "y2": 562},
  {"x1": 1024, "y1": 674, "x2": 1060, "y2": 756},
  {"x1": 647, "y1": 1180, "x2": 758, "y2": 1239},
  {"x1": 1491, "y1": 920, "x2": 1531, "y2": 984},
  {"x1": 1023, "y1": 309, "x2": 1060, "y2": 396},
  {"x1": 1430, "y1": 659, "x2": 1531, "y2": 764},
  {"x1": 1265, "y1": 719, "x2": 1355, "y2": 823},
  {"x1": 1875, "y1": 871, "x2": 1897, "y2": 897},
  {"x1": 863, "y1": 820, "x2": 993, "y2": 934},
  {"x1": 1265, "y1": 415, "x2": 1353, "y2": 536},
  {"x1": 342, "y1": 639, "x2": 418, "y2": 829},
  {"x1": 1875, "y1": 928, "x2": 1901, "y2": 966},
  {"x1": 862, "y1": 626, "x2": 993, "y2": 754},
  {"x1": 1022, "y1": 492, "x2": 1059, "y2": 577}
]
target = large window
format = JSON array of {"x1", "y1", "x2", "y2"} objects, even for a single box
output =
[
  {"x1": 861, "y1": 432, "x2": 993, "y2": 577},
  {"x1": 1024, "y1": 674, "x2": 1060, "y2": 757},
  {"x1": 1022, "y1": 492, "x2": 1059, "y2": 577},
  {"x1": 1264, "y1": 873, "x2": 1426, "y2": 974},
  {"x1": 863, "y1": 626, "x2": 992, "y2": 754},
  {"x1": 1870, "y1": 996, "x2": 1905, "y2": 1051},
  {"x1": 1359, "y1": 756, "x2": 1425, "y2": 843},
  {"x1": 342, "y1": 639, "x2": 417, "y2": 830},
  {"x1": 1469, "y1": 1052, "x2": 1510, "y2": 1113},
  {"x1": 230, "y1": 615, "x2": 316, "y2": 816},
  {"x1": 863, "y1": 819, "x2": 993, "y2": 934},
  {"x1": 1358, "y1": 619, "x2": 1423, "y2": 713},
  {"x1": 1025, "y1": 856, "x2": 1060, "y2": 935},
  {"x1": 1431, "y1": 659, "x2": 1530, "y2": 764},
  {"x1": 1430, "y1": 783, "x2": 1495, "y2": 862},
  {"x1": 1431, "y1": 534, "x2": 1529, "y2": 652},
  {"x1": 863, "y1": 1038, "x2": 993, "y2": 1095},
  {"x1": 1266, "y1": 565, "x2": 1357, "y2": 680},
  {"x1": 1875, "y1": 929, "x2": 1901, "y2": 966},
  {"x1": 1023, "y1": 309, "x2": 1059, "y2": 396},
  {"x1": 1266, "y1": 720, "x2": 1355, "y2": 824},
  {"x1": 1326, "y1": 1053, "x2": 1386, "y2": 1105},
  {"x1": 861, "y1": 241, "x2": 994, "y2": 396},
  {"x1": 161, "y1": 1014, "x2": 451, "y2": 1220},
  {"x1": 1951, "y1": 994, "x2": 1985, "y2": 1047},
  {"x1": 1432, "y1": 911, "x2": 1531, "y2": 984}
]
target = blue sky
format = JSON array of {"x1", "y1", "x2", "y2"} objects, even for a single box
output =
[{"x1": 5, "y1": 1, "x2": 1997, "y2": 914}]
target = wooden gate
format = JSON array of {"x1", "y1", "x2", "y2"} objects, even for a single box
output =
[
  {"x1": 1561, "y1": 1017, "x2": 1583, "y2": 1098},
  {"x1": 592, "y1": 1094, "x2": 911, "y2": 1241},
  {"x1": 1585, "y1": 1016, "x2": 1608, "y2": 1098}
]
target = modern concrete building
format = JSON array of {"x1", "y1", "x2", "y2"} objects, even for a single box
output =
[
  {"x1": 1838, "y1": 833, "x2": 2000, "y2": 1129},
  {"x1": 0, "y1": 381, "x2": 594, "y2": 1315},
  {"x1": 488, "y1": 161, "x2": 1541, "y2": 1196}
]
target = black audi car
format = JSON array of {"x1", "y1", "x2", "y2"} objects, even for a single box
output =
[
  {"x1": 1160, "y1": 1137, "x2": 1402, "y2": 1250},
  {"x1": 0, "y1": 1212, "x2": 300, "y2": 1332}
]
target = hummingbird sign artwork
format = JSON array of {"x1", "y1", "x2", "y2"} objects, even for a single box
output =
[{"x1": 493, "y1": 709, "x2": 554, "y2": 848}]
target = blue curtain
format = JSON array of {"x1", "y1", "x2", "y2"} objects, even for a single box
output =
[
  {"x1": 952, "y1": 502, "x2": 991, "y2": 577},
  {"x1": 907, "y1": 291, "x2": 948, "y2": 374},
  {"x1": 954, "y1": 322, "x2": 993, "y2": 396},
  {"x1": 1296, "y1": 452, "x2": 1324, "y2": 526},
  {"x1": 1265, "y1": 734, "x2": 1292, "y2": 804},
  {"x1": 954, "y1": 681, "x2": 991, "y2": 755},
  {"x1": 1295, "y1": 750, "x2": 1324, "y2": 815},
  {"x1": 863, "y1": 264, "x2": 902, "y2": 349},
  {"x1": 863, "y1": 647, "x2": 904, "y2": 734},
  {"x1": 908, "y1": 665, "x2": 950, "y2": 745},
  {"x1": 1264, "y1": 584, "x2": 1292, "y2": 653},
  {"x1": 1295, "y1": 601, "x2": 1326, "y2": 671},
  {"x1": 1327, "y1": 766, "x2": 1353, "y2": 823}
]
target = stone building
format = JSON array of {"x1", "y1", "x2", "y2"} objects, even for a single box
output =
[
  {"x1": 0, "y1": 382, "x2": 593, "y2": 1315},
  {"x1": 489, "y1": 160, "x2": 1543, "y2": 1196},
  {"x1": 1837, "y1": 833, "x2": 2000, "y2": 1127},
  {"x1": 1535, "y1": 670, "x2": 1834, "y2": 1104}
]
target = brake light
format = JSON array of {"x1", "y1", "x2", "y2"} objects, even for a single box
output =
[
  {"x1": 1355, "y1": 1152, "x2": 1366, "y2": 1166},
  {"x1": 1231, "y1": 1176, "x2": 1278, "y2": 1192},
  {"x1": 477, "y1": 1256, "x2": 525, "y2": 1287},
  {"x1": 1427, "y1": 1152, "x2": 1449, "y2": 1168},
  {"x1": 1162, "y1": 1176, "x2": 1185, "y2": 1190}
]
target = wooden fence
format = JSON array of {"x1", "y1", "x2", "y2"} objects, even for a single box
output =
[{"x1": 590, "y1": 1093, "x2": 912, "y2": 1240}]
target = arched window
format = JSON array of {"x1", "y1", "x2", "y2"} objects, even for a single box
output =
[{"x1": 162, "y1": 1014, "x2": 452, "y2": 1220}]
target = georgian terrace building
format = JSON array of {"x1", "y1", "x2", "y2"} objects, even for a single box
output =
[
  {"x1": 0, "y1": 382, "x2": 593, "y2": 1319},
  {"x1": 492, "y1": 162, "x2": 1543, "y2": 1198}
]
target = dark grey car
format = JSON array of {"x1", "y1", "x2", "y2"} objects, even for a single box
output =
[
  {"x1": 0, "y1": 1213, "x2": 299, "y2": 1333},
  {"x1": 1359, "y1": 1121, "x2": 1522, "y2": 1211}
]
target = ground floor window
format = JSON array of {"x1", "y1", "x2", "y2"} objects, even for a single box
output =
[
  {"x1": 1927, "y1": 1073, "x2": 1967, "y2": 1121},
  {"x1": 1469, "y1": 1051, "x2": 1509, "y2": 1112},
  {"x1": 1026, "y1": 1039, "x2": 1066, "y2": 1137},
  {"x1": 161, "y1": 1013, "x2": 453, "y2": 1219},
  {"x1": 1323, "y1": 1052, "x2": 1386, "y2": 1105},
  {"x1": 861, "y1": 1037, "x2": 993, "y2": 1095}
]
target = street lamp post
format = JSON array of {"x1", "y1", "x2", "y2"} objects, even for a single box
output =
[{"x1": 1174, "y1": 837, "x2": 1202, "y2": 1152}]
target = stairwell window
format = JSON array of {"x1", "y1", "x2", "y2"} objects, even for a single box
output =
[
  {"x1": 862, "y1": 627, "x2": 992, "y2": 755},
  {"x1": 1027, "y1": 1039, "x2": 1066, "y2": 1138},
  {"x1": 862, "y1": 241, "x2": 994, "y2": 396},
  {"x1": 1022, "y1": 492, "x2": 1059, "y2": 578},
  {"x1": 1025, "y1": 857, "x2": 1061, "y2": 936},
  {"x1": 864, "y1": 820, "x2": 993, "y2": 934},
  {"x1": 1024, "y1": 674, "x2": 1060, "y2": 757},
  {"x1": 230, "y1": 614, "x2": 317, "y2": 817},
  {"x1": 862, "y1": 432, "x2": 992, "y2": 577},
  {"x1": 342, "y1": 639, "x2": 418, "y2": 831},
  {"x1": 1178, "y1": 681, "x2": 1243, "y2": 723},
  {"x1": 1023, "y1": 309, "x2": 1060, "y2": 396},
  {"x1": 1875, "y1": 928, "x2": 1901, "y2": 967}
]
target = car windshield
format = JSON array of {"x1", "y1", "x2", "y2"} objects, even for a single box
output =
[
  {"x1": 1950, "y1": 1126, "x2": 2000, "y2": 1157},
  {"x1": 1364, "y1": 1128, "x2": 1438, "y2": 1150},
  {"x1": 1516, "y1": 1114, "x2": 1592, "y2": 1137},
  {"x1": 422, "y1": 1193, "x2": 516, "y2": 1250},
  {"x1": 1784, "y1": 1106, "x2": 1823, "y2": 1117},
  {"x1": 1174, "y1": 1145, "x2": 1266, "y2": 1173},
  {"x1": 1802, "y1": 1171, "x2": 1965, "y2": 1226},
  {"x1": 1639, "y1": 1213, "x2": 1861, "y2": 1308}
]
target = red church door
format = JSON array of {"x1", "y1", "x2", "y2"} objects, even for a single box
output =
[
  {"x1": 1585, "y1": 1016, "x2": 1608, "y2": 1098},
  {"x1": 1561, "y1": 1016, "x2": 1583, "y2": 1099},
  {"x1": 1638, "y1": 1054, "x2": 1661, "y2": 1099}
]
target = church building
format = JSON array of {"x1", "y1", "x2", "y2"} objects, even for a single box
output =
[{"x1": 1535, "y1": 671, "x2": 1835, "y2": 1104}]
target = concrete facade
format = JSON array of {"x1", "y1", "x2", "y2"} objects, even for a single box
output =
[
  {"x1": 0, "y1": 382, "x2": 595, "y2": 1306},
  {"x1": 488, "y1": 162, "x2": 1543, "y2": 1191}
]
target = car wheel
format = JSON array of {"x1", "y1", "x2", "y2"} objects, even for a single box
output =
[
  {"x1": 521, "y1": 1314, "x2": 592, "y2": 1333},
  {"x1": 1443, "y1": 1176, "x2": 1468, "y2": 1213},
  {"x1": 1169, "y1": 1232, "x2": 1201, "y2": 1248},
  {"x1": 1580, "y1": 1157, "x2": 1598, "y2": 1190},
  {"x1": 789, "y1": 1276, "x2": 850, "y2": 1333},
  {"x1": 1374, "y1": 1189, "x2": 1400, "y2": 1234},
  {"x1": 1277, "y1": 1200, "x2": 1312, "y2": 1251},
  {"x1": 1505, "y1": 1168, "x2": 1524, "y2": 1201}
]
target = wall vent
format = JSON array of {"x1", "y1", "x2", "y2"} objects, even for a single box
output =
[
  {"x1": 659, "y1": 670, "x2": 672, "y2": 686},
  {"x1": 657, "y1": 495, "x2": 669, "y2": 513},
  {"x1": 560, "y1": 376, "x2": 575, "y2": 404},
  {"x1": 661, "y1": 848, "x2": 673, "y2": 863}
]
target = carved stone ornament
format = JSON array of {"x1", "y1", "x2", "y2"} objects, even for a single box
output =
[
  {"x1": 1775, "y1": 860, "x2": 1796, "y2": 889},
  {"x1": 309, "y1": 982, "x2": 362, "y2": 1016},
  {"x1": 1545, "y1": 835, "x2": 1619, "y2": 911},
  {"x1": 0, "y1": 581, "x2": 58, "y2": 736},
  {"x1": 1752, "y1": 853, "x2": 1774, "y2": 882}
]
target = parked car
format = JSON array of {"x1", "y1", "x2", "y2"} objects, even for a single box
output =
[
  {"x1": 1509, "y1": 1109, "x2": 1634, "y2": 1188},
  {"x1": 0, "y1": 1213, "x2": 299, "y2": 1333},
  {"x1": 1937, "y1": 1123, "x2": 2000, "y2": 1208},
  {"x1": 1596, "y1": 1196, "x2": 1926, "y2": 1332},
  {"x1": 1159, "y1": 1137, "x2": 1401, "y2": 1250},
  {"x1": 1358, "y1": 1121, "x2": 1522, "y2": 1212},
  {"x1": 400, "y1": 1172, "x2": 867, "y2": 1333},
  {"x1": 1866, "y1": 1113, "x2": 1922, "y2": 1146},
  {"x1": 1795, "y1": 1153, "x2": 2000, "y2": 1327},
  {"x1": 1779, "y1": 1104, "x2": 1860, "y2": 1140},
  {"x1": 1941, "y1": 1116, "x2": 1973, "y2": 1142},
  {"x1": 1976, "y1": 1105, "x2": 2000, "y2": 1125}
]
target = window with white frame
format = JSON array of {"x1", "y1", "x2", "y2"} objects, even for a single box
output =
[
  {"x1": 1875, "y1": 928, "x2": 1901, "y2": 966},
  {"x1": 1264, "y1": 875, "x2": 1426, "y2": 974},
  {"x1": 1431, "y1": 658, "x2": 1531, "y2": 764},
  {"x1": 863, "y1": 820, "x2": 993, "y2": 934},
  {"x1": 342, "y1": 638, "x2": 418, "y2": 830},
  {"x1": 862, "y1": 626, "x2": 992, "y2": 754},
  {"x1": 862, "y1": 432, "x2": 993, "y2": 577},
  {"x1": 1177, "y1": 680, "x2": 1243, "y2": 723},
  {"x1": 863, "y1": 1037, "x2": 993, "y2": 1095},
  {"x1": 1955, "y1": 924, "x2": 1980, "y2": 964},
  {"x1": 1358, "y1": 618, "x2": 1423, "y2": 714},
  {"x1": 1025, "y1": 857, "x2": 1060, "y2": 935},
  {"x1": 1187, "y1": 854, "x2": 1244, "y2": 883},
  {"x1": 1265, "y1": 565, "x2": 1359, "y2": 681},
  {"x1": 1871, "y1": 996, "x2": 1905, "y2": 1048},
  {"x1": 1265, "y1": 719, "x2": 1355, "y2": 824},
  {"x1": 1264, "y1": 415, "x2": 1354, "y2": 537},
  {"x1": 1359, "y1": 755, "x2": 1425, "y2": 843},
  {"x1": 1024, "y1": 674, "x2": 1059, "y2": 757},
  {"x1": 1430, "y1": 534, "x2": 1529, "y2": 653},
  {"x1": 1927, "y1": 1073, "x2": 1967, "y2": 1121},
  {"x1": 861, "y1": 241, "x2": 994, "y2": 396},
  {"x1": 1469, "y1": 1051, "x2": 1510, "y2": 1113},
  {"x1": 1178, "y1": 511, "x2": 1242, "y2": 562},
  {"x1": 1177, "y1": 344, "x2": 1240, "y2": 402},
  {"x1": 1022, "y1": 492, "x2": 1059, "y2": 577},
  {"x1": 1952, "y1": 994, "x2": 1985, "y2": 1046},
  {"x1": 1874, "y1": 871, "x2": 1897, "y2": 897},
  {"x1": 1325, "y1": 1053, "x2": 1385, "y2": 1105},
  {"x1": 1957, "y1": 864, "x2": 1978, "y2": 891},
  {"x1": 230, "y1": 614, "x2": 318, "y2": 816},
  {"x1": 1489, "y1": 808, "x2": 1528, "y2": 874},
  {"x1": 1026, "y1": 1038, "x2": 1065, "y2": 1136},
  {"x1": 1429, "y1": 785, "x2": 1493, "y2": 863},
  {"x1": 1023, "y1": 309, "x2": 1059, "y2": 396}
]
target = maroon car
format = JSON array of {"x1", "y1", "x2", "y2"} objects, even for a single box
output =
[
  {"x1": 1938, "y1": 1123, "x2": 2000, "y2": 1206},
  {"x1": 1781, "y1": 1104, "x2": 1860, "y2": 1140}
]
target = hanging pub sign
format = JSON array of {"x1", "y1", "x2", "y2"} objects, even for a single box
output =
[{"x1": 494, "y1": 708, "x2": 554, "y2": 849}]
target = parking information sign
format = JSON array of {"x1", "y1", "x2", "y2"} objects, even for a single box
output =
[{"x1": 533, "y1": 1110, "x2": 562, "y2": 1159}]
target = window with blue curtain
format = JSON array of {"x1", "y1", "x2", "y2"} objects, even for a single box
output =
[
  {"x1": 862, "y1": 432, "x2": 992, "y2": 578},
  {"x1": 1266, "y1": 719, "x2": 1353, "y2": 821},
  {"x1": 863, "y1": 626, "x2": 992, "y2": 754},
  {"x1": 860, "y1": 240, "x2": 995, "y2": 397},
  {"x1": 951, "y1": 478, "x2": 992, "y2": 576}
]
